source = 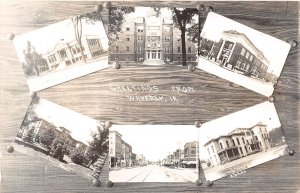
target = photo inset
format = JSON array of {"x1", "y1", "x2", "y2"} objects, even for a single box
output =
[
  {"x1": 109, "y1": 6, "x2": 198, "y2": 66},
  {"x1": 109, "y1": 125, "x2": 198, "y2": 182},
  {"x1": 13, "y1": 11, "x2": 109, "y2": 91},
  {"x1": 198, "y1": 12, "x2": 291, "y2": 96},
  {"x1": 198, "y1": 101, "x2": 288, "y2": 181},
  {"x1": 15, "y1": 97, "x2": 108, "y2": 180}
]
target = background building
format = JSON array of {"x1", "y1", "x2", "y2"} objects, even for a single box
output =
[
  {"x1": 109, "y1": 130, "x2": 123, "y2": 167},
  {"x1": 110, "y1": 15, "x2": 197, "y2": 65}
]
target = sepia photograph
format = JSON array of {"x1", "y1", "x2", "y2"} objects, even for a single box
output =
[
  {"x1": 13, "y1": 11, "x2": 109, "y2": 91},
  {"x1": 109, "y1": 6, "x2": 199, "y2": 66},
  {"x1": 14, "y1": 97, "x2": 108, "y2": 180},
  {"x1": 109, "y1": 125, "x2": 199, "y2": 182},
  {"x1": 197, "y1": 12, "x2": 291, "y2": 96},
  {"x1": 198, "y1": 101, "x2": 289, "y2": 181}
]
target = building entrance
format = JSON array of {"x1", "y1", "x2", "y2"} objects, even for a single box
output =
[{"x1": 146, "y1": 50, "x2": 161, "y2": 60}]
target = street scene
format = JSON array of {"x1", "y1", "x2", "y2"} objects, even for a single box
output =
[
  {"x1": 14, "y1": 97, "x2": 108, "y2": 180},
  {"x1": 198, "y1": 12, "x2": 291, "y2": 96},
  {"x1": 198, "y1": 101, "x2": 289, "y2": 181},
  {"x1": 13, "y1": 11, "x2": 108, "y2": 91},
  {"x1": 109, "y1": 125, "x2": 198, "y2": 182}
]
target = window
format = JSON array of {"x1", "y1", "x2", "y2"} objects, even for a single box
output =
[
  {"x1": 48, "y1": 54, "x2": 56, "y2": 63},
  {"x1": 126, "y1": 46, "x2": 130, "y2": 52},
  {"x1": 126, "y1": 37, "x2": 130, "y2": 41},
  {"x1": 255, "y1": 136, "x2": 258, "y2": 141},
  {"x1": 165, "y1": 47, "x2": 170, "y2": 53},
  {"x1": 237, "y1": 138, "x2": 240, "y2": 145},
  {"x1": 226, "y1": 141, "x2": 229, "y2": 148},
  {"x1": 88, "y1": 39, "x2": 99, "y2": 46},
  {"x1": 126, "y1": 27, "x2": 130, "y2": 31},
  {"x1": 246, "y1": 52, "x2": 250, "y2": 59},
  {"x1": 241, "y1": 61, "x2": 246, "y2": 69},
  {"x1": 241, "y1": 48, "x2": 246, "y2": 56},
  {"x1": 188, "y1": 57, "x2": 192, "y2": 62},
  {"x1": 207, "y1": 148, "x2": 211, "y2": 155},
  {"x1": 232, "y1": 139, "x2": 236, "y2": 146},
  {"x1": 211, "y1": 145, "x2": 215, "y2": 153},
  {"x1": 191, "y1": 149, "x2": 195, "y2": 155},
  {"x1": 188, "y1": 47, "x2": 191, "y2": 53},
  {"x1": 242, "y1": 137, "x2": 245, "y2": 144},
  {"x1": 164, "y1": 35, "x2": 170, "y2": 42},
  {"x1": 236, "y1": 59, "x2": 242, "y2": 67},
  {"x1": 177, "y1": 57, "x2": 181, "y2": 61},
  {"x1": 250, "y1": 55, "x2": 253, "y2": 62},
  {"x1": 158, "y1": 51, "x2": 161, "y2": 59},
  {"x1": 138, "y1": 35, "x2": 143, "y2": 40},
  {"x1": 115, "y1": 46, "x2": 119, "y2": 52},
  {"x1": 163, "y1": 26, "x2": 170, "y2": 32},
  {"x1": 220, "y1": 142, "x2": 223, "y2": 149},
  {"x1": 178, "y1": 47, "x2": 181, "y2": 53},
  {"x1": 244, "y1": 146, "x2": 248, "y2": 153}
]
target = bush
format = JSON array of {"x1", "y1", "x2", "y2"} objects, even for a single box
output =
[
  {"x1": 70, "y1": 149, "x2": 88, "y2": 166},
  {"x1": 38, "y1": 129, "x2": 55, "y2": 149},
  {"x1": 50, "y1": 139, "x2": 67, "y2": 161}
]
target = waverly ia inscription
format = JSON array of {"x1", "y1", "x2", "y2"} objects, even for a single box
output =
[{"x1": 109, "y1": 85, "x2": 195, "y2": 103}]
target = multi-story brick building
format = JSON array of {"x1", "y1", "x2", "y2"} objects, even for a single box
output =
[
  {"x1": 109, "y1": 130, "x2": 123, "y2": 167},
  {"x1": 204, "y1": 122, "x2": 271, "y2": 167},
  {"x1": 110, "y1": 15, "x2": 197, "y2": 65},
  {"x1": 200, "y1": 30, "x2": 271, "y2": 80}
]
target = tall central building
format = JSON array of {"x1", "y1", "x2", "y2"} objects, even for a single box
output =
[{"x1": 110, "y1": 15, "x2": 197, "y2": 65}]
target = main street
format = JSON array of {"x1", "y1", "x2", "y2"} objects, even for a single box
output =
[{"x1": 110, "y1": 164, "x2": 198, "y2": 182}]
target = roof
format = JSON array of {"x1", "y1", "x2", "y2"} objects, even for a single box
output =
[{"x1": 204, "y1": 122, "x2": 268, "y2": 146}]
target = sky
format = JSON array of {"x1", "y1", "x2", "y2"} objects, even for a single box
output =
[
  {"x1": 201, "y1": 12, "x2": 291, "y2": 75},
  {"x1": 32, "y1": 98, "x2": 98, "y2": 146},
  {"x1": 127, "y1": 7, "x2": 172, "y2": 19},
  {"x1": 198, "y1": 101, "x2": 282, "y2": 160},
  {"x1": 110, "y1": 125, "x2": 197, "y2": 162},
  {"x1": 13, "y1": 16, "x2": 108, "y2": 63}
]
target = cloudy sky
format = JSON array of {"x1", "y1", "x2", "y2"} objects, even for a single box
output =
[
  {"x1": 13, "y1": 16, "x2": 108, "y2": 63},
  {"x1": 198, "y1": 101, "x2": 282, "y2": 160},
  {"x1": 32, "y1": 98, "x2": 98, "y2": 146},
  {"x1": 201, "y1": 12, "x2": 291, "y2": 75},
  {"x1": 111, "y1": 125, "x2": 197, "y2": 162}
]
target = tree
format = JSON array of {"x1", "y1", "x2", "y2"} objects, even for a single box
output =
[
  {"x1": 172, "y1": 8, "x2": 198, "y2": 66},
  {"x1": 89, "y1": 122, "x2": 109, "y2": 157},
  {"x1": 108, "y1": 7, "x2": 135, "y2": 41},
  {"x1": 38, "y1": 128, "x2": 56, "y2": 149},
  {"x1": 23, "y1": 128, "x2": 35, "y2": 143},
  {"x1": 50, "y1": 138, "x2": 67, "y2": 161},
  {"x1": 70, "y1": 148, "x2": 87, "y2": 166},
  {"x1": 72, "y1": 16, "x2": 86, "y2": 63},
  {"x1": 154, "y1": 7, "x2": 198, "y2": 66},
  {"x1": 23, "y1": 41, "x2": 48, "y2": 76}
]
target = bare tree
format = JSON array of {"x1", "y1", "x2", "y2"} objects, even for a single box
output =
[{"x1": 72, "y1": 16, "x2": 86, "y2": 62}]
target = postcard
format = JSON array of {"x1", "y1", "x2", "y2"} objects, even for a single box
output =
[
  {"x1": 198, "y1": 101, "x2": 288, "y2": 181},
  {"x1": 109, "y1": 6, "x2": 197, "y2": 66},
  {"x1": 197, "y1": 12, "x2": 291, "y2": 96},
  {"x1": 13, "y1": 12, "x2": 109, "y2": 91},
  {"x1": 14, "y1": 96, "x2": 108, "y2": 181},
  {"x1": 109, "y1": 125, "x2": 198, "y2": 182}
]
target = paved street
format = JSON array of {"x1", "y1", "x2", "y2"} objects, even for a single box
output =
[
  {"x1": 110, "y1": 164, "x2": 198, "y2": 182},
  {"x1": 203, "y1": 144, "x2": 288, "y2": 181}
]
